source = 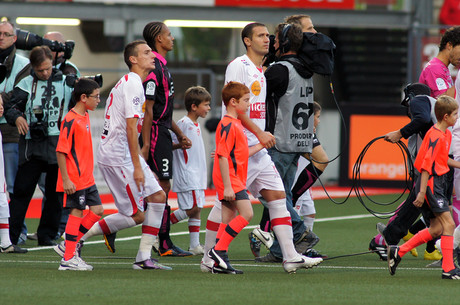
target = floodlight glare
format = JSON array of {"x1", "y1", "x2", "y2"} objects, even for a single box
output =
[
  {"x1": 16, "y1": 17, "x2": 81, "y2": 26},
  {"x1": 164, "y1": 20, "x2": 253, "y2": 28}
]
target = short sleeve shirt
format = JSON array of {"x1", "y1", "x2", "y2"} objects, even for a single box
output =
[
  {"x1": 419, "y1": 57, "x2": 453, "y2": 98},
  {"x1": 414, "y1": 125, "x2": 451, "y2": 176},
  {"x1": 212, "y1": 115, "x2": 249, "y2": 200},
  {"x1": 56, "y1": 109, "x2": 95, "y2": 191}
]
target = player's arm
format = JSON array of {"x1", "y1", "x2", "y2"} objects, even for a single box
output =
[
  {"x1": 448, "y1": 158, "x2": 460, "y2": 168},
  {"x1": 171, "y1": 120, "x2": 192, "y2": 149},
  {"x1": 127, "y1": 117, "x2": 144, "y2": 191},
  {"x1": 444, "y1": 86, "x2": 455, "y2": 98},
  {"x1": 218, "y1": 155, "x2": 235, "y2": 202},
  {"x1": 248, "y1": 143, "x2": 264, "y2": 157},
  {"x1": 413, "y1": 170, "x2": 429, "y2": 207},
  {"x1": 238, "y1": 112, "x2": 275, "y2": 148},
  {"x1": 141, "y1": 98, "x2": 154, "y2": 161},
  {"x1": 56, "y1": 151, "x2": 76, "y2": 195}
]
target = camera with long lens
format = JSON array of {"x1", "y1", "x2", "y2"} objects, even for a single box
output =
[
  {"x1": 263, "y1": 34, "x2": 277, "y2": 67},
  {"x1": 29, "y1": 105, "x2": 48, "y2": 141},
  {"x1": 15, "y1": 29, "x2": 75, "y2": 60},
  {"x1": 84, "y1": 74, "x2": 103, "y2": 88}
]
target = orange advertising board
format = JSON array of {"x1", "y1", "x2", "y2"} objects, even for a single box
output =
[{"x1": 348, "y1": 114, "x2": 410, "y2": 181}]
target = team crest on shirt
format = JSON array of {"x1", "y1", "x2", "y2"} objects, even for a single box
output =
[
  {"x1": 132, "y1": 96, "x2": 140, "y2": 106},
  {"x1": 146, "y1": 81, "x2": 156, "y2": 96},
  {"x1": 251, "y1": 81, "x2": 261, "y2": 96}
]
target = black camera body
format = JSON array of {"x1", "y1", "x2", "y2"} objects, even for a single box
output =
[
  {"x1": 29, "y1": 105, "x2": 47, "y2": 141},
  {"x1": 15, "y1": 29, "x2": 75, "y2": 60}
]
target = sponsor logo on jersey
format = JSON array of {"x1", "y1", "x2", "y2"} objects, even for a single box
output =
[
  {"x1": 251, "y1": 81, "x2": 261, "y2": 96},
  {"x1": 133, "y1": 96, "x2": 141, "y2": 106},
  {"x1": 250, "y1": 102, "x2": 265, "y2": 119},
  {"x1": 146, "y1": 81, "x2": 156, "y2": 96},
  {"x1": 436, "y1": 78, "x2": 447, "y2": 90}
]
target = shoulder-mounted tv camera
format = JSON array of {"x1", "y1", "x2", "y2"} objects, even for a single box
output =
[{"x1": 15, "y1": 29, "x2": 75, "y2": 60}]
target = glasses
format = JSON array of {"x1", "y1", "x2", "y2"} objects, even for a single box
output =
[
  {"x1": 88, "y1": 94, "x2": 100, "y2": 100},
  {"x1": 0, "y1": 32, "x2": 14, "y2": 38}
]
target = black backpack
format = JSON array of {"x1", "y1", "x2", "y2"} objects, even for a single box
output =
[{"x1": 298, "y1": 32, "x2": 336, "y2": 76}]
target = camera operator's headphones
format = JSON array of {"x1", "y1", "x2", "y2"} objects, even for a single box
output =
[
  {"x1": 401, "y1": 83, "x2": 431, "y2": 107},
  {"x1": 279, "y1": 24, "x2": 292, "y2": 54}
]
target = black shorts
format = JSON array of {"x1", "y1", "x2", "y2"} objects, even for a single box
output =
[
  {"x1": 312, "y1": 133, "x2": 321, "y2": 149},
  {"x1": 59, "y1": 184, "x2": 102, "y2": 210},
  {"x1": 221, "y1": 189, "x2": 250, "y2": 204},
  {"x1": 415, "y1": 174, "x2": 450, "y2": 217},
  {"x1": 147, "y1": 124, "x2": 173, "y2": 180}
]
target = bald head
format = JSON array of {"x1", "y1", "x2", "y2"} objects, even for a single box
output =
[{"x1": 44, "y1": 31, "x2": 65, "y2": 43}]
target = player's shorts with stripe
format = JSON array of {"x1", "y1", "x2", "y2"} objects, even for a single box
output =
[
  {"x1": 312, "y1": 133, "x2": 321, "y2": 149},
  {"x1": 59, "y1": 184, "x2": 102, "y2": 210},
  {"x1": 295, "y1": 189, "x2": 315, "y2": 216},
  {"x1": 147, "y1": 124, "x2": 173, "y2": 180},
  {"x1": 98, "y1": 157, "x2": 162, "y2": 217},
  {"x1": 176, "y1": 189, "x2": 205, "y2": 210},
  {"x1": 416, "y1": 173, "x2": 451, "y2": 217},
  {"x1": 246, "y1": 149, "x2": 285, "y2": 198}
]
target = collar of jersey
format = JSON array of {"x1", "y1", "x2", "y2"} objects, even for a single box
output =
[{"x1": 153, "y1": 51, "x2": 167, "y2": 66}]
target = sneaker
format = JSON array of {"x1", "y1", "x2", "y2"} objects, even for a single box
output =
[
  {"x1": 18, "y1": 233, "x2": 27, "y2": 245},
  {"x1": 103, "y1": 232, "x2": 116, "y2": 253},
  {"x1": 304, "y1": 248, "x2": 328, "y2": 259},
  {"x1": 27, "y1": 232, "x2": 38, "y2": 241},
  {"x1": 54, "y1": 240, "x2": 84, "y2": 258},
  {"x1": 189, "y1": 245, "x2": 205, "y2": 255},
  {"x1": 200, "y1": 259, "x2": 213, "y2": 273},
  {"x1": 442, "y1": 268, "x2": 460, "y2": 279},
  {"x1": 424, "y1": 248, "x2": 442, "y2": 260},
  {"x1": 208, "y1": 248, "x2": 242, "y2": 274},
  {"x1": 376, "y1": 222, "x2": 390, "y2": 244},
  {"x1": 283, "y1": 254, "x2": 323, "y2": 274},
  {"x1": 159, "y1": 245, "x2": 193, "y2": 257},
  {"x1": 58, "y1": 255, "x2": 93, "y2": 271},
  {"x1": 251, "y1": 227, "x2": 274, "y2": 249},
  {"x1": 0, "y1": 244, "x2": 28, "y2": 253},
  {"x1": 369, "y1": 238, "x2": 387, "y2": 261},
  {"x1": 387, "y1": 245, "x2": 401, "y2": 276},
  {"x1": 133, "y1": 258, "x2": 172, "y2": 270},
  {"x1": 426, "y1": 259, "x2": 442, "y2": 268},
  {"x1": 294, "y1": 229, "x2": 320, "y2": 254},
  {"x1": 402, "y1": 232, "x2": 418, "y2": 257},
  {"x1": 255, "y1": 252, "x2": 283, "y2": 263},
  {"x1": 248, "y1": 232, "x2": 262, "y2": 257}
]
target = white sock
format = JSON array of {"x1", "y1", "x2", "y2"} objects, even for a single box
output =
[
  {"x1": 188, "y1": 218, "x2": 201, "y2": 249},
  {"x1": 266, "y1": 199, "x2": 298, "y2": 260},
  {"x1": 170, "y1": 209, "x2": 188, "y2": 224},
  {"x1": 136, "y1": 202, "x2": 165, "y2": 262},
  {"x1": 202, "y1": 202, "x2": 221, "y2": 264},
  {"x1": 81, "y1": 213, "x2": 136, "y2": 241},
  {"x1": 0, "y1": 218, "x2": 12, "y2": 248},
  {"x1": 303, "y1": 216, "x2": 315, "y2": 231}
]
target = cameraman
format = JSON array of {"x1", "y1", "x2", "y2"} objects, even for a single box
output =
[
  {"x1": 44, "y1": 31, "x2": 80, "y2": 77},
  {"x1": 5, "y1": 45, "x2": 74, "y2": 246}
]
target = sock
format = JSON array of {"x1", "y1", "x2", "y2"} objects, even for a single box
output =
[
  {"x1": 202, "y1": 204, "x2": 221, "y2": 264},
  {"x1": 374, "y1": 235, "x2": 386, "y2": 246},
  {"x1": 188, "y1": 218, "x2": 201, "y2": 249},
  {"x1": 266, "y1": 198, "x2": 298, "y2": 260},
  {"x1": 136, "y1": 202, "x2": 165, "y2": 262},
  {"x1": 159, "y1": 205, "x2": 173, "y2": 249},
  {"x1": 216, "y1": 223, "x2": 227, "y2": 244},
  {"x1": 214, "y1": 215, "x2": 248, "y2": 251},
  {"x1": 259, "y1": 207, "x2": 271, "y2": 232},
  {"x1": 453, "y1": 195, "x2": 460, "y2": 227},
  {"x1": 77, "y1": 210, "x2": 101, "y2": 241},
  {"x1": 303, "y1": 216, "x2": 315, "y2": 231},
  {"x1": 81, "y1": 213, "x2": 136, "y2": 241},
  {"x1": 0, "y1": 218, "x2": 11, "y2": 248},
  {"x1": 441, "y1": 235, "x2": 455, "y2": 272},
  {"x1": 170, "y1": 209, "x2": 188, "y2": 225},
  {"x1": 399, "y1": 228, "x2": 433, "y2": 257},
  {"x1": 64, "y1": 215, "x2": 82, "y2": 261},
  {"x1": 409, "y1": 219, "x2": 426, "y2": 235},
  {"x1": 291, "y1": 163, "x2": 323, "y2": 204}
]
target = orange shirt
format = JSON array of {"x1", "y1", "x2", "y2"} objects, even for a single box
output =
[
  {"x1": 212, "y1": 115, "x2": 248, "y2": 200},
  {"x1": 56, "y1": 109, "x2": 95, "y2": 191},
  {"x1": 414, "y1": 125, "x2": 451, "y2": 176}
]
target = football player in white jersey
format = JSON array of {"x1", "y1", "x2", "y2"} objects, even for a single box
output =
[
  {"x1": 79, "y1": 41, "x2": 171, "y2": 270},
  {"x1": 201, "y1": 23, "x2": 322, "y2": 274},
  {"x1": 171, "y1": 86, "x2": 211, "y2": 255}
]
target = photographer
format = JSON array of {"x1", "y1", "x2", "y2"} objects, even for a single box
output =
[
  {"x1": 5, "y1": 45, "x2": 74, "y2": 246},
  {"x1": 44, "y1": 31, "x2": 80, "y2": 77}
]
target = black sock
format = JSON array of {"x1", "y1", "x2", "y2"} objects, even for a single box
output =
[{"x1": 291, "y1": 163, "x2": 323, "y2": 204}]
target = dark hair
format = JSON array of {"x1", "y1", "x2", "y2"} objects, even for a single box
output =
[
  {"x1": 435, "y1": 95, "x2": 458, "y2": 121},
  {"x1": 275, "y1": 23, "x2": 303, "y2": 53},
  {"x1": 440, "y1": 27, "x2": 460, "y2": 51},
  {"x1": 184, "y1": 86, "x2": 211, "y2": 112},
  {"x1": 241, "y1": 22, "x2": 266, "y2": 50},
  {"x1": 222, "y1": 81, "x2": 249, "y2": 107},
  {"x1": 313, "y1": 101, "x2": 322, "y2": 115},
  {"x1": 284, "y1": 14, "x2": 311, "y2": 26},
  {"x1": 124, "y1": 40, "x2": 147, "y2": 69},
  {"x1": 29, "y1": 46, "x2": 53, "y2": 68},
  {"x1": 73, "y1": 78, "x2": 100, "y2": 102},
  {"x1": 143, "y1": 22, "x2": 165, "y2": 52}
]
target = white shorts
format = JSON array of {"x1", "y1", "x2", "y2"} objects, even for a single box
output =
[
  {"x1": 246, "y1": 150, "x2": 285, "y2": 198},
  {"x1": 455, "y1": 155, "x2": 460, "y2": 197},
  {"x1": 176, "y1": 190, "x2": 205, "y2": 210},
  {"x1": 98, "y1": 158, "x2": 162, "y2": 217},
  {"x1": 295, "y1": 189, "x2": 316, "y2": 216},
  {"x1": 0, "y1": 192, "x2": 9, "y2": 218}
]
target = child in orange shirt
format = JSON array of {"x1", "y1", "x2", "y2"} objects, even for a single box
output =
[{"x1": 208, "y1": 81, "x2": 263, "y2": 274}]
